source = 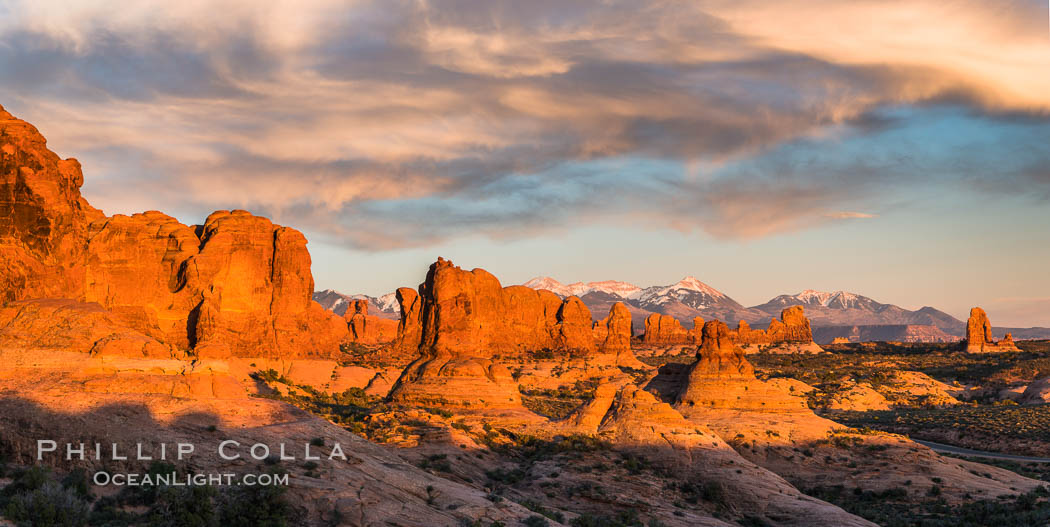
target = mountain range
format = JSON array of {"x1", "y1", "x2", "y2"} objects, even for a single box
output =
[{"x1": 313, "y1": 290, "x2": 400, "y2": 319}]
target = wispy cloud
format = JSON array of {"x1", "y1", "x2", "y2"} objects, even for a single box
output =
[
  {"x1": 825, "y1": 212, "x2": 877, "y2": 219},
  {"x1": 0, "y1": 0, "x2": 1047, "y2": 248}
]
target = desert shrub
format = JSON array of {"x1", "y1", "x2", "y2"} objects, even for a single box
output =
[
  {"x1": 569, "y1": 509, "x2": 643, "y2": 527},
  {"x1": 5, "y1": 481, "x2": 90, "y2": 527},
  {"x1": 523, "y1": 516, "x2": 550, "y2": 527},
  {"x1": 216, "y1": 482, "x2": 292, "y2": 527},
  {"x1": 145, "y1": 485, "x2": 218, "y2": 527},
  {"x1": 520, "y1": 499, "x2": 564, "y2": 523}
]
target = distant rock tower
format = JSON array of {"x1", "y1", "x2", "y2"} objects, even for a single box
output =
[{"x1": 964, "y1": 307, "x2": 1019, "y2": 353}]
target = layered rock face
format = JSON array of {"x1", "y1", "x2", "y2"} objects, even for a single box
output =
[
  {"x1": 0, "y1": 105, "x2": 347, "y2": 358},
  {"x1": 641, "y1": 313, "x2": 698, "y2": 346},
  {"x1": 964, "y1": 307, "x2": 1019, "y2": 352},
  {"x1": 345, "y1": 299, "x2": 398, "y2": 345}
]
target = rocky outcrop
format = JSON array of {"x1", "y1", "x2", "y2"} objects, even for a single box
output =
[
  {"x1": 389, "y1": 259, "x2": 643, "y2": 414},
  {"x1": 676, "y1": 320, "x2": 809, "y2": 413},
  {"x1": 730, "y1": 306, "x2": 823, "y2": 353},
  {"x1": 642, "y1": 313, "x2": 692, "y2": 345},
  {"x1": 596, "y1": 302, "x2": 633, "y2": 354},
  {"x1": 395, "y1": 258, "x2": 622, "y2": 357},
  {"x1": 824, "y1": 383, "x2": 892, "y2": 411},
  {"x1": 559, "y1": 383, "x2": 878, "y2": 527},
  {"x1": 0, "y1": 105, "x2": 348, "y2": 359},
  {"x1": 964, "y1": 307, "x2": 1019, "y2": 352},
  {"x1": 345, "y1": 299, "x2": 398, "y2": 345}
]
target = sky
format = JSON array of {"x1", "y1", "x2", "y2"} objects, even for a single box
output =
[{"x1": 1, "y1": 0, "x2": 1048, "y2": 326}]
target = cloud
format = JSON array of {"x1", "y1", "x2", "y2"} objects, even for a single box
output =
[
  {"x1": 0, "y1": 0, "x2": 1048, "y2": 249},
  {"x1": 825, "y1": 212, "x2": 877, "y2": 219}
]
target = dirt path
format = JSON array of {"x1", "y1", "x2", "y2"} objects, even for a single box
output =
[{"x1": 915, "y1": 439, "x2": 1050, "y2": 463}]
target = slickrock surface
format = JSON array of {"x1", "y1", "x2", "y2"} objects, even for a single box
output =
[
  {"x1": 964, "y1": 307, "x2": 1020, "y2": 352},
  {"x1": 824, "y1": 382, "x2": 892, "y2": 411},
  {"x1": 0, "y1": 105, "x2": 348, "y2": 358},
  {"x1": 0, "y1": 347, "x2": 548, "y2": 526},
  {"x1": 557, "y1": 384, "x2": 877, "y2": 526}
]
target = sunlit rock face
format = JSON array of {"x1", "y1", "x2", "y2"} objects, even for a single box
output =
[
  {"x1": 730, "y1": 306, "x2": 823, "y2": 353},
  {"x1": 0, "y1": 104, "x2": 104, "y2": 304},
  {"x1": 389, "y1": 258, "x2": 644, "y2": 413},
  {"x1": 642, "y1": 313, "x2": 697, "y2": 346},
  {"x1": 964, "y1": 307, "x2": 1019, "y2": 353},
  {"x1": 0, "y1": 104, "x2": 348, "y2": 359},
  {"x1": 676, "y1": 319, "x2": 809, "y2": 413}
]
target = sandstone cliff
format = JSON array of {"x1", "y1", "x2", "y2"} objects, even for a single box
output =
[{"x1": 0, "y1": 104, "x2": 348, "y2": 358}]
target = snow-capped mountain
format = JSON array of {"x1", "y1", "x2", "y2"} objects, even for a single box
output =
[
  {"x1": 750, "y1": 290, "x2": 964, "y2": 332},
  {"x1": 636, "y1": 277, "x2": 733, "y2": 309},
  {"x1": 521, "y1": 277, "x2": 642, "y2": 299},
  {"x1": 312, "y1": 289, "x2": 400, "y2": 319},
  {"x1": 760, "y1": 289, "x2": 881, "y2": 311},
  {"x1": 523, "y1": 276, "x2": 767, "y2": 328}
]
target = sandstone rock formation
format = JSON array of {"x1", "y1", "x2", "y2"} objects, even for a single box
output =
[
  {"x1": 389, "y1": 259, "x2": 644, "y2": 415},
  {"x1": 1, "y1": 104, "x2": 104, "y2": 303},
  {"x1": 595, "y1": 302, "x2": 633, "y2": 354},
  {"x1": 730, "y1": 306, "x2": 823, "y2": 353},
  {"x1": 964, "y1": 307, "x2": 1019, "y2": 352},
  {"x1": 1020, "y1": 377, "x2": 1050, "y2": 405},
  {"x1": 0, "y1": 105, "x2": 348, "y2": 359},
  {"x1": 559, "y1": 383, "x2": 878, "y2": 527},
  {"x1": 824, "y1": 383, "x2": 892, "y2": 411},
  {"x1": 393, "y1": 258, "x2": 643, "y2": 358},
  {"x1": 345, "y1": 299, "x2": 398, "y2": 344},
  {"x1": 642, "y1": 313, "x2": 691, "y2": 345},
  {"x1": 676, "y1": 320, "x2": 809, "y2": 413}
]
